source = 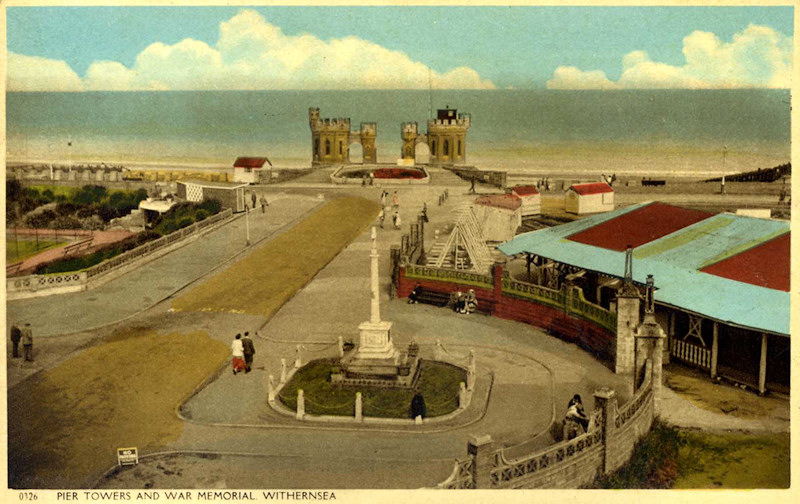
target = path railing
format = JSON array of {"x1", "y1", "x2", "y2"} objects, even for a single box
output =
[{"x1": 7, "y1": 208, "x2": 234, "y2": 299}]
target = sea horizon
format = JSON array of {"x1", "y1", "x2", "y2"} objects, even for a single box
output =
[{"x1": 6, "y1": 89, "x2": 790, "y2": 178}]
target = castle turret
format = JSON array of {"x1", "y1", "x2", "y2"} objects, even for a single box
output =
[
  {"x1": 401, "y1": 122, "x2": 418, "y2": 160},
  {"x1": 359, "y1": 122, "x2": 377, "y2": 164},
  {"x1": 426, "y1": 107, "x2": 470, "y2": 165},
  {"x1": 309, "y1": 108, "x2": 352, "y2": 165}
]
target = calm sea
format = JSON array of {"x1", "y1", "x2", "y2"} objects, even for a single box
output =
[{"x1": 5, "y1": 90, "x2": 790, "y2": 177}]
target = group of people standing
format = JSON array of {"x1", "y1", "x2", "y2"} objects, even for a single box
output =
[
  {"x1": 231, "y1": 332, "x2": 256, "y2": 375},
  {"x1": 378, "y1": 190, "x2": 402, "y2": 230},
  {"x1": 9, "y1": 322, "x2": 34, "y2": 361}
]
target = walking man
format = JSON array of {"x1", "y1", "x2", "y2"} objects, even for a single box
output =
[
  {"x1": 251, "y1": 191, "x2": 257, "y2": 210},
  {"x1": 260, "y1": 196, "x2": 269, "y2": 214},
  {"x1": 10, "y1": 322, "x2": 21, "y2": 358},
  {"x1": 392, "y1": 191, "x2": 399, "y2": 210},
  {"x1": 242, "y1": 332, "x2": 256, "y2": 373},
  {"x1": 378, "y1": 207, "x2": 385, "y2": 228},
  {"x1": 22, "y1": 323, "x2": 34, "y2": 362}
]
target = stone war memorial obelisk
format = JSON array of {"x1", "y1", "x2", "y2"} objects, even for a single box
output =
[{"x1": 332, "y1": 227, "x2": 419, "y2": 387}]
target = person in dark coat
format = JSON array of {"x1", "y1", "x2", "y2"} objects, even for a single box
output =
[
  {"x1": 22, "y1": 323, "x2": 34, "y2": 362},
  {"x1": 410, "y1": 389, "x2": 427, "y2": 419},
  {"x1": 251, "y1": 191, "x2": 257, "y2": 209},
  {"x1": 242, "y1": 332, "x2": 256, "y2": 373},
  {"x1": 10, "y1": 323, "x2": 22, "y2": 358}
]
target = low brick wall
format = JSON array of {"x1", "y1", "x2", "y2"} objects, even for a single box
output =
[{"x1": 397, "y1": 263, "x2": 615, "y2": 359}]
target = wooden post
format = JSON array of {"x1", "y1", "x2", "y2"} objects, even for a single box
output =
[
  {"x1": 710, "y1": 322, "x2": 719, "y2": 379},
  {"x1": 459, "y1": 382, "x2": 467, "y2": 410},
  {"x1": 759, "y1": 333, "x2": 768, "y2": 395},
  {"x1": 338, "y1": 336, "x2": 344, "y2": 358},
  {"x1": 267, "y1": 375, "x2": 275, "y2": 402}
]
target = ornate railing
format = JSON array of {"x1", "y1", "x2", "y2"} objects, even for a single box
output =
[
  {"x1": 405, "y1": 265, "x2": 494, "y2": 290},
  {"x1": 615, "y1": 361, "x2": 653, "y2": 429},
  {"x1": 86, "y1": 208, "x2": 232, "y2": 279},
  {"x1": 490, "y1": 408, "x2": 604, "y2": 487},
  {"x1": 437, "y1": 457, "x2": 476, "y2": 489},
  {"x1": 7, "y1": 271, "x2": 88, "y2": 294},
  {"x1": 501, "y1": 278, "x2": 564, "y2": 309},
  {"x1": 8, "y1": 209, "x2": 233, "y2": 298},
  {"x1": 567, "y1": 288, "x2": 617, "y2": 332},
  {"x1": 670, "y1": 339, "x2": 711, "y2": 370}
]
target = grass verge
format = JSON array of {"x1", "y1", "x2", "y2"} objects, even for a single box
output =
[
  {"x1": 279, "y1": 359, "x2": 466, "y2": 418},
  {"x1": 591, "y1": 419, "x2": 790, "y2": 488},
  {"x1": 7, "y1": 329, "x2": 228, "y2": 489},
  {"x1": 171, "y1": 196, "x2": 379, "y2": 316},
  {"x1": 6, "y1": 238, "x2": 68, "y2": 263}
]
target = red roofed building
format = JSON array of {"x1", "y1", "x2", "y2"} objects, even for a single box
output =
[
  {"x1": 233, "y1": 157, "x2": 272, "y2": 184},
  {"x1": 565, "y1": 182, "x2": 614, "y2": 215},
  {"x1": 511, "y1": 185, "x2": 541, "y2": 217}
]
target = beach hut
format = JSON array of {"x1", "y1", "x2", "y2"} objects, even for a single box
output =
[
  {"x1": 233, "y1": 157, "x2": 271, "y2": 184},
  {"x1": 472, "y1": 194, "x2": 522, "y2": 242},
  {"x1": 565, "y1": 182, "x2": 614, "y2": 215},
  {"x1": 176, "y1": 179, "x2": 249, "y2": 213},
  {"x1": 511, "y1": 185, "x2": 541, "y2": 217}
]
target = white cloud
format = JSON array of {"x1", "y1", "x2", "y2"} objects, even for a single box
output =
[
  {"x1": 8, "y1": 9, "x2": 495, "y2": 92},
  {"x1": 547, "y1": 24, "x2": 792, "y2": 90},
  {"x1": 7, "y1": 52, "x2": 85, "y2": 92}
]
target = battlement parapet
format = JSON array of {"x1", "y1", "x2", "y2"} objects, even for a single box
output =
[
  {"x1": 359, "y1": 122, "x2": 377, "y2": 136},
  {"x1": 427, "y1": 116, "x2": 471, "y2": 129}
]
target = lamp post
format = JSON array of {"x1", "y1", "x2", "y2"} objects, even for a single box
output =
[
  {"x1": 720, "y1": 145, "x2": 727, "y2": 195},
  {"x1": 245, "y1": 206, "x2": 251, "y2": 246}
]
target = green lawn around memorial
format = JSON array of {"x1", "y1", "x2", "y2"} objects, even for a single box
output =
[
  {"x1": 171, "y1": 196, "x2": 380, "y2": 316},
  {"x1": 279, "y1": 359, "x2": 467, "y2": 418}
]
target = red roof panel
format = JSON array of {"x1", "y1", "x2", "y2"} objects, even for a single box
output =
[
  {"x1": 234, "y1": 157, "x2": 271, "y2": 168},
  {"x1": 567, "y1": 202, "x2": 713, "y2": 251},
  {"x1": 512, "y1": 185, "x2": 539, "y2": 196},
  {"x1": 475, "y1": 193, "x2": 521, "y2": 211},
  {"x1": 570, "y1": 182, "x2": 614, "y2": 195},
  {"x1": 700, "y1": 233, "x2": 790, "y2": 291}
]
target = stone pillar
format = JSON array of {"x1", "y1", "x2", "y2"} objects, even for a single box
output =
[
  {"x1": 267, "y1": 375, "x2": 276, "y2": 402},
  {"x1": 614, "y1": 290, "x2": 640, "y2": 375},
  {"x1": 296, "y1": 389, "x2": 305, "y2": 419},
  {"x1": 434, "y1": 339, "x2": 443, "y2": 361},
  {"x1": 295, "y1": 345, "x2": 302, "y2": 368},
  {"x1": 710, "y1": 322, "x2": 719, "y2": 379},
  {"x1": 491, "y1": 262, "x2": 504, "y2": 316},
  {"x1": 280, "y1": 358, "x2": 287, "y2": 383},
  {"x1": 338, "y1": 336, "x2": 345, "y2": 358},
  {"x1": 593, "y1": 388, "x2": 617, "y2": 475},
  {"x1": 459, "y1": 382, "x2": 467, "y2": 410},
  {"x1": 467, "y1": 435, "x2": 495, "y2": 489},
  {"x1": 355, "y1": 392, "x2": 363, "y2": 421},
  {"x1": 759, "y1": 333, "x2": 768, "y2": 395}
]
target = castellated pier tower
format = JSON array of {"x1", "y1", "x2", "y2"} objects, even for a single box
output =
[
  {"x1": 401, "y1": 122, "x2": 421, "y2": 161},
  {"x1": 309, "y1": 107, "x2": 377, "y2": 166},
  {"x1": 426, "y1": 108, "x2": 470, "y2": 165}
]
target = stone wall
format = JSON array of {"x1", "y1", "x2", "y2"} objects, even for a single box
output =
[{"x1": 439, "y1": 361, "x2": 656, "y2": 489}]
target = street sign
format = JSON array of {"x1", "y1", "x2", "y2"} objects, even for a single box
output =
[{"x1": 117, "y1": 447, "x2": 139, "y2": 467}]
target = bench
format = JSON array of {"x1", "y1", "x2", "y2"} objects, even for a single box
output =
[
  {"x1": 408, "y1": 287, "x2": 450, "y2": 307},
  {"x1": 63, "y1": 238, "x2": 93, "y2": 257}
]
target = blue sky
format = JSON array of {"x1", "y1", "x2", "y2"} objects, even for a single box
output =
[{"x1": 6, "y1": 6, "x2": 794, "y2": 91}]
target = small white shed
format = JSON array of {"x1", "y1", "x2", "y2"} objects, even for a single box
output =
[
  {"x1": 565, "y1": 182, "x2": 614, "y2": 215},
  {"x1": 233, "y1": 157, "x2": 271, "y2": 184},
  {"x1": 511, "y1": 185, "x2": 541, "y2": 217}
]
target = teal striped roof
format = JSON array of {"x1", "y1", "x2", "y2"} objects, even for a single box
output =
[{"x1": 498, "y1": 203, "x2": 790, "y2": 336}]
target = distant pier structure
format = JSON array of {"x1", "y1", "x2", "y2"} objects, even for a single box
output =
[
  {"x1": 309, "y1": 108, "x2": 377, "y2": 166},
  {"x1": 402, "y1": 107, "x2": 471, "y2": 165},
  {"x1": 309, "y1": 106, "x2": 471, "y2": 166}
]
